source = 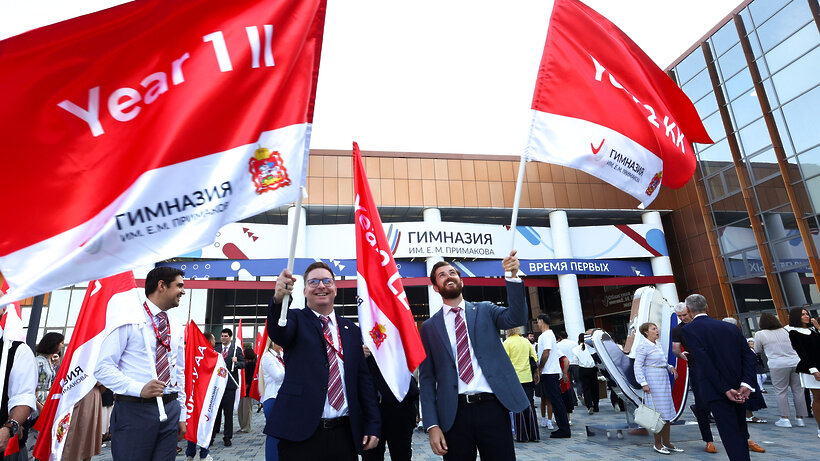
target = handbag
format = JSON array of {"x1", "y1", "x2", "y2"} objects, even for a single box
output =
[{"x1": 633, "y1": 392, "x2": 665, "y2": 433}]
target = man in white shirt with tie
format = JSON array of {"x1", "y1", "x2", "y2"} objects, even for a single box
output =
[
  {"x1": 419, "y1": 251, "x2": 529, "y2": 460},
  {"x1": 95, "y1": 267, "x2": 187, "y2": 461}
]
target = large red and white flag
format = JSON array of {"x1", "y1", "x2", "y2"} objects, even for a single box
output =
[
  {"x1": 526, "y1": 0, "x2": 712, "y2": 207},
  {"x1": 0, "y1": 0, "x2": 327, "y2": 303},
  {"x1": 233, "y1": 318, "x2": 244, "y2": 411},
  {"x1": 33, "y1": 272, "x2": 144, "y2": 461},
  {"x1": 249, "y1": 323, "x2": 267, "y2": 401},
  {"x1": 184, "y1": 321, "x2": 228, "y2": 448},
  {"x1": 353, "y1": 143, "x2": 425, "y2": 400}
]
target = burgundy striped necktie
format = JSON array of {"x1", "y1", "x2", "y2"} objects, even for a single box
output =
[
  {"x1": 451, "y1": 307, "x2": 474, "y2": 384},
  {"x1": 320, "y1": 316, "x2": 345, "y2": 410},
  {"x1": 155, "y1": 311, "x2": 171, "y2": 384}
]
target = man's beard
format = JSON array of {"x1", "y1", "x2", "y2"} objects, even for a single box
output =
[{"x1": 438, "y1": 278, "x2": 463, "y2": 299}]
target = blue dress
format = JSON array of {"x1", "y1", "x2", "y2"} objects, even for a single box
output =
[{"x1": 633, "y1": 340, "x2": 676, "y2": 420}]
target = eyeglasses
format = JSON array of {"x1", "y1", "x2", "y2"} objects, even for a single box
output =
[{"x1": 306, "y1": 278, "x2": 335, "y2": 288}]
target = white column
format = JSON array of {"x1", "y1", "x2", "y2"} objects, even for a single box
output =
[
  {"x1": 287, "y1": 205, "x2": 307, "y2": 310},
  {"x1": 641, "y1": 211, "x2": 679, "y2": 306},
  {"x1": 423, "y1": 207, "x2": 444, "y2": 316},
  {"x1": 549, "y1": 210, "x2": 585, "y2": 340}
]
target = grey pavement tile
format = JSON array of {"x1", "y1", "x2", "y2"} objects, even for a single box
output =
[{"x1": 88, "y1": 389, "x2": 819, "y2": 460}]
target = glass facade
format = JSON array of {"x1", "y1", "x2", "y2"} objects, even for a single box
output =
[{"x1": 671, "y1": 0, "x2": 820, "y2": 321}]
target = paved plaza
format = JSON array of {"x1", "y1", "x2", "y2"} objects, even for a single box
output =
[{"x1": 91, "y1": 390, "x2": 819, "y2": 460}]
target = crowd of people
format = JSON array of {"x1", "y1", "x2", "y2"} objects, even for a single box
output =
[{"x1": 2, "y1": 257, "x2": 820, "y2": 461}]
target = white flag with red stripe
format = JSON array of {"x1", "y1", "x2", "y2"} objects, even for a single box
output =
[
  {"x1": 32, "y1": 272, "x2": 144, "y2": 461},
  {"x1": 526, "y1": 0, "x2": 712, "y2": 207},
  {"x1": 184, "y1": 321, "x2": 228, "y2": 448},
  {"x1": 353, "y1": 142, "x2": 426, "y2": 400},
  {"x1": 0, "y1": 280, "x2": 24, "y2": 342},
  {"x1": 0, "y1": 0, "x2": 327, "y2": 304}
]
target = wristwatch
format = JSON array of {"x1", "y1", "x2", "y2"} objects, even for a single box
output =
[{"x1": 2, "y1": 419, "x2": 19, "y2": 437}]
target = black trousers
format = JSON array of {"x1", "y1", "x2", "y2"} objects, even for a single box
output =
[
  {"x1": 540, "y1": 374, "x2": 570, "y2": 435},
  {"x1": 442, "y1": 397, "x2": 515, "y2": 461},
  {"x1": 214, "y1": 391, "x2": 235, "y2": 441},
  {"x1": 110, "y1": 397, "x2": 181, "y2": 461},
  {"x1": 710, "y1": 398, "x2": 750, "y2": 461},
  {"x1": 578, "y1": 366, "x2": 599, "y2": 410},
  {"x1": 361, "y1": 398, "x2": 417, "y2": 461},
  {"x1": 689, "y1": 367, "x2": 714, "y2": 443},
  {"x1": 278, "y1": 417, "x2": 357, "y2": 461}
]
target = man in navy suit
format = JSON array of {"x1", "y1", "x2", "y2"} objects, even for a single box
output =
[
  {"x1": 419, "y1": 250, "x2": 529, "y2": 460},
  {"x1": 213, "y1": 328, "x2": 245, "y2": 446},
  {"x1": 267, "y1": 262, "x2": 380, "y2": 460},
  {"x1": 682, "y1": 294, "x2": 757, "y2": 461}
]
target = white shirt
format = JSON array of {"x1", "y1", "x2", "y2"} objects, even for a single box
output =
[
  {"x1": 311, "y1": 309, "x2": 349, "y2": 418},
  {"x1": 95, "y1": 299, "x2": 187, "y2": 421},
  {"x1": 556, "y1": 338, "x2": 576, "y2": 365},
  {"x1": 2, "y1": 340, "x2": 37, "y2": 413},
  {"x1": 442, "y1": 300, "x2": 493, "y2": 395},
  {"x1": 538, "y1": 329, "x2": 561, "y2": 375},
  {"x1": 572, "y1": 344, "x2": 596, "y2": 368},
  {"x1": 260, "y1": 350, "x2": 285, "y2": 402}
]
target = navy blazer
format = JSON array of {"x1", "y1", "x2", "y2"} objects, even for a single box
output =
[
  {"x1": 266, "y1": 299, "x2": 381, "y2": 452},
  {"x1": 215, "y1": 343, "x2": 245, "y2": 391},
  {"x1": 419, "y1": 280, "x2": 530, "y2": 432},
  {"x1": 681, "y1": 315, "x2": 756, "y2": 403}
]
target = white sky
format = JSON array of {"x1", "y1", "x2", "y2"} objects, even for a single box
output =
[{"x1": 0, "y1": 0, "x2": 741, "y2": 156}]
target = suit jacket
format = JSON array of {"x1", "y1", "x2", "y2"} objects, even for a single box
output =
[
  {"x1": 266, "y1": 299, "x2": 381, "y2": 453},
  {"x1": 681, "y1": 315, "x2": 756, "y2": 403},
  {"x1": 418, "y1": 280, "x2": 530, "y2": 432},
  {"x1": 215, "y1": 343, "x2": 245, "y2": 391}
]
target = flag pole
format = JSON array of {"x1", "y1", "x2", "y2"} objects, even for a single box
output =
[
  {"x1": 278, "y1": 186, "x2": 305, "y2": 327},
  {"x1": 507, "y1": 155, "x2": 527, "y2": 276},
  {"x1": 140, "y1": 327, "x2": 169, "y2": 422}
]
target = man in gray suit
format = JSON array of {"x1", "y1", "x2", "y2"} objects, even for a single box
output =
[{"x1": 419, "y1": 250, "x2": 529, "y2": 460}]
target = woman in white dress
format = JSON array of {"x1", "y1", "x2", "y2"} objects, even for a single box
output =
[{"x1": 633, "y1": 322, "x2": 681, "y2": 455}]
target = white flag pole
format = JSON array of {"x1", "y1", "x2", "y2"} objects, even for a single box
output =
[
  {"x1": 278, "y1": 186, "x2": 305, "y2": 327},
  {"x1": 140, "y1": 324, "x2": 169, "y2": 422},
  {"x1": 507, "y1": 155, "x2": 528, "y2": 275}
]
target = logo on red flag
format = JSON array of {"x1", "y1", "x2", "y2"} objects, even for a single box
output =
[
  {"x1": 33, "y1": 271, "x2": 144, "y2": 461},
  {"x1": 354, "y1": 142, "x2": 425, "y2": 401},
  {"x1": 0, "y1": 0, "x2": 327, "y2": 304},
  {"x1": 525, "y1": 0, "x2": 712, "y2": 207}
]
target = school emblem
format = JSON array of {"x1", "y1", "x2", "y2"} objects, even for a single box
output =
[
  {"x1": 56, "y1": 413, "x2": 71, "y2": 443},
  {"x1": 248, "y1": 147, "x2": 291, "y2": 194},
  {"x1": 645, "y1": 170, "x2": 663, "y2": 196},
  {"x1": 369, "y1": 323, "x2": 387, "y2": 349},
  {"x1": 218, "y1": 367, "x2": 228, "y2": 378}
]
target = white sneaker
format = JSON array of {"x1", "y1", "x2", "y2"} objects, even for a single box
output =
[
  {"x1": 202, "y1": 456, "x2": 214, "y2": 461},
  {"x1": 540, "y1": 417, "x2": 548, "y2": 428},
  {"x1": 775, "y1": 418, "x2": 792, "y2": 428},
  {"x1": 795, "y1": 418, "x2": 805, "y2": 427},
  {"x1": 546, "y1": 420, "x2": 554, "y2": 430},
  {"x1": 186, "y1": 457, "x2": 194, "y2": 461},
  {"x1": 569, "y1": 419, "x2": 573, "y2": 426}
]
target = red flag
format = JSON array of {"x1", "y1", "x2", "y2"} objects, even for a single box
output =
[
  {"x1": 249, "y1": 323, "x2": 268, "y2": 401},
  {"x1": 353, "y1": 142, "x2": 425, "y2": 400},
  {"x1": 526, "y1": 0, "x2": 712, "y2": 207},
  {"x1": 184, "y1": 321, "x2": 228, "y2": 447},
  {"x1": 235, "y1": 319, "x2": 246, "y2": 403},
  {"x1": 33, "y1": 272, "x2": 144, "y2": 461},
  {"x1": 0, "y1": 0, "x2": 327, "y2": 303}
]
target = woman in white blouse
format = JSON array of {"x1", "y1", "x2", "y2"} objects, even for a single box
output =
[
  {"x1": 259, "y1": 340, "x2": 285, "y2": 460},
  {"x1": 753, "y1": 312, "x2": 807, "y2": 428}
]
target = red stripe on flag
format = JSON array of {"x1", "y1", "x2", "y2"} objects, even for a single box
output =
[{"x1": 615, "y1": 224, "x2": 661, "y2": 257}]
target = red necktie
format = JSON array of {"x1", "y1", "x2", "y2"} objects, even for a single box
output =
[
  {"x1": 320, "y1": 316, "x2": 345, "y2": 410},
  {"x1": 155, "y1": 312, "x2": 171, "y2": 384},
  {"x1": 222, "y1": 347, "x2": 229, "y2": 358},
  {"x1": 451, "y1": 307, "x2": 474, "y2": 384}
]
